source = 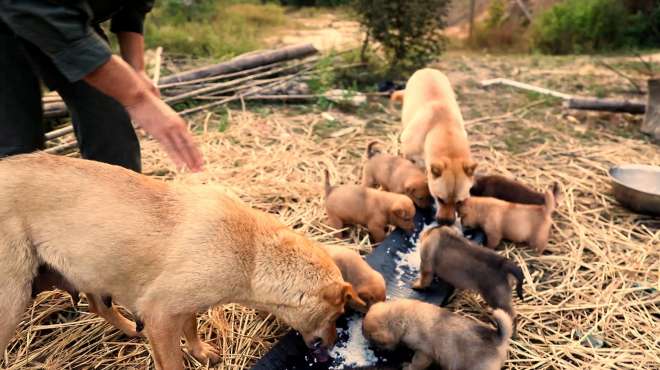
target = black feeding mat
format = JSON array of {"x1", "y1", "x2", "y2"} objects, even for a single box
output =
[{"x1": 253, "y1": 207, "x2": 485, "y2": 370}]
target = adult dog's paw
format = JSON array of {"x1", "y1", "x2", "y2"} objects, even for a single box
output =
[{"x1": 190, "y1": 342, "x2": 221, "y2": 365}]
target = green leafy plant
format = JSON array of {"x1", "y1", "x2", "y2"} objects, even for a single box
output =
[
  {"x1": 353, "y1": 0, "x2": 450, "y2": 78},
  {"x1": 532, "y1": 0, "x2": 629, "y2": 54}
]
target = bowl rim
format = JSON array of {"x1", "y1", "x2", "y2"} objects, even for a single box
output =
[{"x1": 608, "y1": 164, "x2": 660, "y2": 197}]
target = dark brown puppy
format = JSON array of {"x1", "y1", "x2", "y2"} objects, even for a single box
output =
[
  {"x1": 361, "y1": 142, "x2": 432, "y2": 208},
  {"x1": 363, "y1": 299, "x2": 512, "y2": 370},
  {"x1": 471, "y1": 175, "x2": 547, "y2": 205},
  {"x1": 324, "y1": 170, "x2": 416, "y2": 243},
  {"x1": 412, "y1": 226, "x2": 524, "y2": 322}
]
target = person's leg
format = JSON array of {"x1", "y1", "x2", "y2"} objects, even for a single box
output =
[
  {"x1": 56, "y1": 81, "x2": 142, "y2": 172},
  {"x1": 0, "y1": 21, "x2": 44, "y2": 156}
]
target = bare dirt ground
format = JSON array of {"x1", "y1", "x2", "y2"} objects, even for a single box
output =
[{"x1": 265, "y1": 9, "x2": 362, "y2": 52}]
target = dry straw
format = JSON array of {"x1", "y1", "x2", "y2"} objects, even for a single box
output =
[{"x1": 3, "y1": 64, "x2": 659, "y2": 370}]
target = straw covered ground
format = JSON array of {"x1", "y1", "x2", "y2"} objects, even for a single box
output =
[{"x1": 3, "y1": 53, "x2": 659, "y2": 369}]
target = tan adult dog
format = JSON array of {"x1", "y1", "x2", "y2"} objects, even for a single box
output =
[
  {"x1": 363, "y1": 299, "x2": 512, "y2": 370},
  {"x1": 0, "y1": 153, "x2": 364, "y2": 370},
  {"x1": 395, "y1": 68, "x2": 477, "y2": 225}
]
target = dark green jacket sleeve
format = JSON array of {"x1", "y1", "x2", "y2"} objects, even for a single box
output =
[
  {"x1": 110, "y1": 1, "x2": 155, "y2": 34},
  {"x1": 0, "y1": 0, "x2": 112, "y2": 83}
]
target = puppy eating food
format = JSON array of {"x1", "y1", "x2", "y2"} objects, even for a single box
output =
[
  {"x1": 321, "y1": 245, "x2": 386, "y2": 312},
  {"x1": 459, "y1": 183, "x2": 561, "y2": 251},
  {"x1": 324, "y1": 170, "x2": 416, "y2": 243},
  {"x1": 0, "y1": 153, "x2": 365, "y2": 370},
  {"x1": 412, "y1": 226, "x2": 524, "y2": 321},
  {"x1": 471, "y1": 174, "x2": 547, "y2": 205},
  {"x1": 361, "y1": 142, "x2": 432, "y2": 208},
  {"x1": 396, "y1": 68, "x2": 477, "y2": 225},
  {"x1": 363, "y1": 299, "x2": 512, "y2": 370}
]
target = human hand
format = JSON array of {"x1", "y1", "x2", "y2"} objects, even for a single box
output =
[
  {"x1": 137, "y1": 70, "x2": 160, "y2": 98},
  {"x1": 126, "y1": 92, "x2": 203, "y2": 172}
]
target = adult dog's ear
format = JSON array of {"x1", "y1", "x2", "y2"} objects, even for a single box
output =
[
  {"x1": 463, "y1": 160, "x2": 478, "y2": 177},
  {"x1": 343, "y1": 283, "x2": 367, "y2": 308},
  {"x1": 429, "y1": 161, "x2": 445, "y2": 178}
]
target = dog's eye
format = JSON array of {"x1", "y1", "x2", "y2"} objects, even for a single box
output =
[{"x1": 437, "y1": 198, "x2": 445, "y2": 205}]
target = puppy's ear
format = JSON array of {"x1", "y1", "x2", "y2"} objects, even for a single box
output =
[
  {"x1": 463, "y1": 161, "x2": 477, "y2": 177},
  {"x1": 393, "y1": 206, "x2": 408, "y2": 220},
  {"x1": 430, "y1": 162, "x2": 444, "y2": 178}
]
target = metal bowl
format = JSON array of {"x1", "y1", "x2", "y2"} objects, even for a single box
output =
[{"x1": 609, "y1": 164, "x2": 660, "y2": 215}]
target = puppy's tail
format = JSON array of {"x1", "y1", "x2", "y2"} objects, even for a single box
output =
[
  {"x1": 390, "y1": 90, "x2": 404, "y2": 104},
  {"x1": 324, "y1": 169, "x2": 333, "y2": 197},
  {"x1": 366, "y1": 141, "x2": 381, "y2": 159},
  {"x1": 543, "y1": 182, "x2": 561, "y2": 215},
  {"x1": 504, "y1": 262, "x2": 525, "y2": 301},
  {"x1": 491, "y1": 309, "x2": 513, "y2": 344}
]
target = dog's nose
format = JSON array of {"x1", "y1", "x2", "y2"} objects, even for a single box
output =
[{"x1": 437, "y1": 218, "x2": 455, "y2": 226}]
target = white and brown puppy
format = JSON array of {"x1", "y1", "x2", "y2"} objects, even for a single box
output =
[
  {"x1": 394, "y1": 68, "x2": 477, "y2": 225},
  {"x1": 361, "y1": 142, "x2": 432, "y2": 208},
  {"x1": 459, "y1": 183, "x2": 561, "y2": 251},
  {"x1": 363, "y1": 299, "x2": 512, "y2": 370},
  {"x1": 0, "y1": 153, "x2": 364, "y2": 370},
  {"x1": 324, "y1": 170, "x2": 416, "y2": 243},
  {"x1": 412, "y1": 226, "x2": 524, "y2": 325},
  {"x1": 321, "y1": 245, "x2": 386, "y2": 312}
]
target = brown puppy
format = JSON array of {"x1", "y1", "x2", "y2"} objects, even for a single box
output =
[
  {"x1": 459, "y1": 184, "x2": 561, "y2": 251},
  {"x1": 363, "y1": 299, "x2": 512, "y2": 370},
  {"x1": 412, "y1": 226, "x2": 524, "y2": 322},
  {"x1": 324, "y1": 170, "x2": 416, "y2": 243},
  {"x1": 396, "y1": 68, "x2": 477, "y2": 225},
  {"x1": 471, "y1": 174, "x2": 547, "y2": 205},
  {"x1": 321, "y1": 245, "x2": 386, "y2": 312},
  {"x1": 361, "y1": 142, "x2": 432, "y2": 208},
  {"x1": 0, "y1": 153, "x2": 365, "y2": 370}
]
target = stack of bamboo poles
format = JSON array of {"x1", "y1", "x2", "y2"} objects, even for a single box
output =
[{"x1": 43, "y1": 43, "x2": 352, "y2": 155}]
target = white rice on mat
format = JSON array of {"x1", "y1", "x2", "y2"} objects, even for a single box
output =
[{"x1": 329, "y1": 314, "x2": 379, "y2": 369}]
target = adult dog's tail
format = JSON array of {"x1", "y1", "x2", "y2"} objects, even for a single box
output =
[
  {"x1": 492, "y1": 309, "x2": 513, "y2": 345},
  {"x1": 366, "y1": 141, "x2": 381, "y2": 159},
  {"x1": 390, "y1": 90, "x2": 404, "y2": 104},
  {"x1": 324, "y1": 170, "x2": 333, "y2": 197}
]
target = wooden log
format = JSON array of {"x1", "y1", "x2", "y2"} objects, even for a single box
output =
[
  {"x1": 158, "y1": 43, "x2": 318, "y2": 85},
  {"x1": 45, "y1": 125, "x2": 75, "y2": 140},
  {"x1": 480, "y1": 78, "x2": 572, "y2": 100},
  {"x1": 43, "y1": 102, "x2": 68, "y2": 119},
  {"x1": 565, "y1": 97, "x2": 645, "y2": 114},
  {"x1": 45, "y1": 141, "x2": 77, "y2": 154},
  {"x1": 641, "y1": 79, "x2": 660, "y2": 140}
]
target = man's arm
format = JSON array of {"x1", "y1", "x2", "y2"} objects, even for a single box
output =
[
  {"x1": 0, "y1": 1, "x2": 202, "y2": 171},
  {"x1": 84, "y1": 56, "x2": 203, "y2": 171},
  {"x1": 117, "y1": 32, "x2": 160, "y2": 97}
]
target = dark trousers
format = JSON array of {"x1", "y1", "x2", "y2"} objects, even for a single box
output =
[{"x1": 0, "y1": 22, "x2": 141, "y2": 172}]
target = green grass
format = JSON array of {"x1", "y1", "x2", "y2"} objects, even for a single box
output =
[{"x1": 145, "y1": 1, "x2": 288, "y2": 59}]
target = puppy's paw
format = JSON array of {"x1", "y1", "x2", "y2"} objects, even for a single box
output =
[
  {"x1": 411, "y1": 279, "x2": 426, "y2": 290},
  {"x1": 403, "y1": 362, "x2": 415, "y2": 370},
  {"x1": 190, "y1": 342, "x2": 221, "y2": 365}
]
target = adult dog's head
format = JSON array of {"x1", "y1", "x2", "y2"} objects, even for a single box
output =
[
  {"x1": 290, "y1": 281, "x2": 365, "y2": 352},
  {"x1": 427, "y1": 157, "x2": 477, "y2": 225}
]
